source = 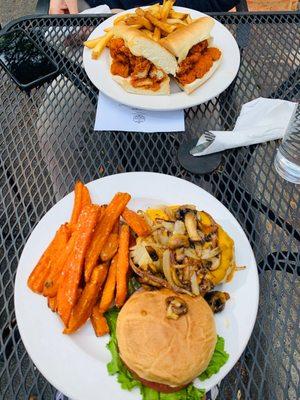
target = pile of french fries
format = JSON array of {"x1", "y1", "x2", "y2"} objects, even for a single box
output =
[
  {"x1": 84, "y1": 0, "x2": 193, "y2": 60},
  {"x1": 27, "y1": 181, "x2": 151, "y2": 336}
]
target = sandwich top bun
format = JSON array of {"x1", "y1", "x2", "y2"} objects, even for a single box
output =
[
  {"x1": 116, "y1": 289, "x2": 217, "y2": 389},
  {"x1": 113, "y1": 24, "x2": 177, "y2": 76},
  {"x1": 160, "y1": 17, "x2": 215, "y2": 63}
]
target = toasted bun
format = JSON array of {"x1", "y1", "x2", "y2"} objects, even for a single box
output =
[
  {"x1": 178, "y1": 55, "x2": 222, "y2": 94},
  {"x1": 160, "y1": 17, "x2": 215, "y2": 62},
  {"x1": 116, "y1": 289, "x2": 217, "y2": 388},
  {"x1": 113, "y1": 24, "x2": 177, "y2": 75},
  {"x1": 110, "y1": 57, "x2": 170, "y2": 95}
]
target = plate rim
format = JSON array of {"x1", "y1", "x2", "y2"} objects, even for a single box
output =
[
  {"x1": 82, "y1": 7, "x2": 241, "y2": 111},
  {"x1": 14, "y1": 172, "x2": 259, "y2": 400}
]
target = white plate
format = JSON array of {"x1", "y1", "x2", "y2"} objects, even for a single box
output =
[
  {"x1": 83, "y1": 7, "x2": 240, "y2": 111},
  {"x1": 15, "y1": 172, "x2": 258, "y2": 400}
]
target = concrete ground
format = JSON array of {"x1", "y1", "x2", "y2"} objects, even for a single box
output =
[{"x1": 0, "y1": 0, "x2": 37, "y2": 26}]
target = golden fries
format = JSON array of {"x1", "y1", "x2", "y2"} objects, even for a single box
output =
[
  {"x1": 145, "y1": 12, "x2": 176, "y2": 34},
  {"x1": 186, "y1": 15, "x2": 193, "y2": 24},
  {"x1": 84, "y1": 1, "x2": 196, "y2": 59},
  {"x1": 169, "y1": 10, "x2": 188, "y2": 19},
  {"x1": 161, "y1": 0, "x2": 174, "y2": 21},
  {"x1": 153, "y1": 27, "x2": 161, "y2": 41},
  {"x1": 91, "y1": 31, "x2": 113, "y2": 60}
]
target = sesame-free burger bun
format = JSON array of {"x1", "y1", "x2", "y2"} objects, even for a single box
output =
[
  {"x1": 113, "y1": 24, "x2": 177, "y2": 75},
  {"x1": 116, "y1": 289, "x2": 217, "y2": 389}
]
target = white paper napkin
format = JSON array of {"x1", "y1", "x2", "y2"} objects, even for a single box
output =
[
  {"x1": 80, "y1": 5, "x2": 111, "y2": 14},
  {"x1": 94, "y1": 93, "x2": 185, "y2": 132},
  {"x1": 192, "y1": 98, "x2": 298, "y2": 157}
]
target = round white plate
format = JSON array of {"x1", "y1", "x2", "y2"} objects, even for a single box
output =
[
  {"x1": 15, "y1": 172, "x2": 258, "y2": 400},
  {"x1": 83, "y1": 7, "x2": 240, "y2": 110}
]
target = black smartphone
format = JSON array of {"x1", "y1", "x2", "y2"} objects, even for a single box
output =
[{"x1": 0, "y1": 29, "x2": 59, "y2": 90}]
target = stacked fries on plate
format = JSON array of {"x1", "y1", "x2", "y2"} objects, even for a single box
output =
[
  {"x1": 84, "y1": 0, "x2": 193, "y2": 59},
  {"x1": 27, "y1": 181, "x2": 151, "y2": 336}
]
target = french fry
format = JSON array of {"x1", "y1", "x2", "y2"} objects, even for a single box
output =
[
  {"x1": 64, "y1": 264, "x2": 108, "y2": 334},
  {"x1": 28, "y1": 224, "x2": 70, "y2": 293},
  {"x1": 113, "y1": 13, "x2": 130, "y2": 25},
  {"x1": 90, "y1": 307, "x2": 109, "y2": 336},
  {"x1": 48, "y1": 296, "x2": 57, "y2": 312},
  {"x1": 57, "y1": 205, "x2": 99, "y2": 326},
  {"x1": 43, "y1": 232, "x2": 76, "y2": 297},
  {"x1": 161, "y1": 0, "x2": 174, "y2": 21},
  {"x1": 167, "y1": 18, "x2": 186, "y2": 25},
  {"x1": 122, "y1": 208, "x2": 151, "y2": 237},
  {"x1": 115, "y1": 224, "x2": 130, "y2": 308},
  {"x1": 104, "y1": 27, "x2": 112, "y2": 32},
  {"x1": 186, "y1": 15, "x2": 193, "y2": 24},
  {"x1": 142, "y1": 29, "x2": 153, "y2": 39},
  {"x1": 145, "y1": 12, "x2": 176, "y2": 34},
  {"x1": 99, "y1": 255, "x2": 118, "y2": 313},
  {"x1": 135, "y1": 7, "x2": 145, "y2": 17},
  {"x1": 91, "y1": 31, "x2": 113, "y2": 60},
  {"x1": 147, "y1": 3, "x2": 161, "y2": 19},
  {"x1": 169, "y1": 10, "x2": 188, "y2": 20},
  {"x1": 153, "y1": 27, "x2": 161, "y2": 41},
  {"x1": 70, "y1": 181, "x2": 84, "y2": 230},
  {"x1": 100, "y1": 233, "x2": 119, "y2": 262},
  {"x1": 83, "y1": 36, "x2": 104, "y2": 49},
  {"x1": 84, "y1": 192, "x2": 131, "y2": 282}
]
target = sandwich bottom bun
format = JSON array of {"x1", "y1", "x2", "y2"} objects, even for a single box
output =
[
  {"x1": 178, "y1": 56, "x2": 222, "y2": 95},
  {"x1": 116, "y1": 289, "x2": 217, "y2": 390},
  {"x1": 111, "y1": 74, "x2": 170, "y2": 95}
]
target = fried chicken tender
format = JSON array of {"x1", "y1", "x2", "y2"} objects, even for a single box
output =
[
  {"x1": 111, "y1": 61, "x2": 130, "y2": 78},
  {"x1": 177, "y1": 42, "x2": 221, "y2": 85},
  {"x1": 109, "y1": 37, "x2": 165, "y2": 90}
]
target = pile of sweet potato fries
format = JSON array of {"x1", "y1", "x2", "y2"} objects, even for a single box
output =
[{"x1": 27, "y1": 181, "x2": 151, "y2": 336}]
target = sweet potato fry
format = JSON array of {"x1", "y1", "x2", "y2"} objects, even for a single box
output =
[
  {"x1": 122, "y1": 208, "x2": 151, "y2": 237},
  {"x1": 64, "y1": 264, "x2": 108, "y2": 334},
  {"x1": 28, "y1": 224, "x2": 70, "y2": 293},
  {"x1": 70, "y1": 181, "x2": 84, "y2": 230},
  {"x1": 48, "y1": 296, "x2": 57, "y2": 312},
  {"x1": 84, "y1": 192, "x2": 131, "y2": 282},
  {"x1": 99, "y1": 255, "x2": 118, "y2": 313},
  {"x1": 91, "y1": 306, "x2": 109, "y2": 336},
  {"x1": 43, "y1": 232, "x2": 77, "y2": 297},
  {"x1": 81, "y1": 185, "x2": 91, "y2": 209},
  {"x1": 115, "y1": 224, "x2": 130, "y2": 307},
  {"x1": 57, "y1": 205, "x2": 99, "y2": 326},
  {"x1": 100, "y1": 233, "x2": 119, "y2": 262}
]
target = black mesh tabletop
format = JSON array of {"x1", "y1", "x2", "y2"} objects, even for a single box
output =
[{"x1": 0, "y1": 11, "x2": 299, "y2": 400}]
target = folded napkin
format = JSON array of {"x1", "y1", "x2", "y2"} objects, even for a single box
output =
[
  {"x1": 192, "y1": 98, "x2": 298, "y2": 157},
  {"x1": 80, "y1": 5, "x2": 111, "y2": 14}
]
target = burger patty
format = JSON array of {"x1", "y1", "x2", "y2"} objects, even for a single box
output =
[
  {"x1": 177, "y1": 40, "x2": 221, "y2": 85},
  {"x1": 108, "y1": 38, "x2": 166, "y2": 91},
  {"x1": 124, "y1": 362, "x2": 188, "y2": 393}
]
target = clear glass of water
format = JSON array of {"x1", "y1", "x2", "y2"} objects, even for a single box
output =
[{"x1": 274, "y1": 103, "x2": 300, "y2": 184}]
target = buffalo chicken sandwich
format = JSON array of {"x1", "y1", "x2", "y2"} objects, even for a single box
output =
[
  {"x1": 108, "y1": 24, "x2": 177, "y2": 95},
  {"x1": 160, "y1": 17, "x2": 222, "y2": 94},
  {"x1": 116, "y1": 289, "x2": 217, "y2": 393}
]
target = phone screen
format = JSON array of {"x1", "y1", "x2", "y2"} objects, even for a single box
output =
[{"x1": 0, "y1": 30, "x2": 58, "y2": 86}]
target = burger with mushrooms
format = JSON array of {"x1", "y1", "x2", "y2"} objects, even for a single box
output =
[{"x1": 116, "y1": 288, "x2": 217, "y2": 392}]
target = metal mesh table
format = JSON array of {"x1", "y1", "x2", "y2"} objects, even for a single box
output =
[{"x1": 0, "y1": 11, "x2": 299, "y2": 400}]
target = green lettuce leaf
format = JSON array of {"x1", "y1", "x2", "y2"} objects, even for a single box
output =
[
  {"x1": 105, "y1": 307, "x2": 226, "y2": 400},
  {"x1": 199, "y1": 335, "x2": 229, "y2": 381}
]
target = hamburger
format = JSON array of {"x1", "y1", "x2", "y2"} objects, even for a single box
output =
[
  {"x1": 116, "y1": 289, "x2": 217, "y2": 393},
  {"x1": 160, "y1": 17, "x2": 222, "y2": 94},
  {"x1": 108, "y1": 24, "x2": 177, "y2": 95}
]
